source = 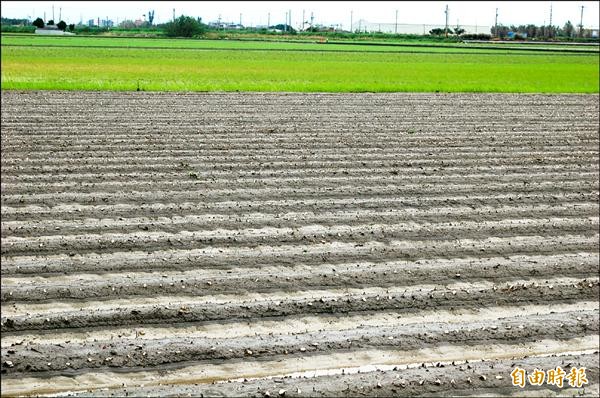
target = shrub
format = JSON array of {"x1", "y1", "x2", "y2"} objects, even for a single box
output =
[
  {"x1": 461, "y1": 33, "x2": 492, "y2": 40},
  {"x1": 57, "y1": 20, "x2": 67, "y2": 31},
  {"x1": 2, "y1": 25, "x2": 36, "y2": 33},
  {"x1": 164, "y1": 15, "x2": 204, "y2": 37}
]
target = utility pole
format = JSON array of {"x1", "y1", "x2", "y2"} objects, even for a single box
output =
[
  {"x1": 240, "y1": 13, "x2": 242, "y2": 26},
  {"x1": 579, "y1": 5, "x2": 584, "y2": 37},
  {"x1": 285, "y1": 11, "x2": 288, "y2": 32},
  {"x1": 444, "y1": 4, "x2": 449, "y2": 37},
  {"x1": 59, "y1": 7, "x2": 61, "y2": 21},
  {"x1": 395, "y1": 9, "x2": 398, "y2": 34},
  {"x1": 267, "y1": 12, "x2": 270, "y2": 28},
  {"x1": 172, "y1": 8, "x2": 175, "y2": 22},
  {"x1": 350, "y1": 10, "x2": 353, "y2": 32},
  {"x1": 548, "y1": 3, "x2": 553, "y2": 38},
  {"x1": 52, "y1": 5, "x2": 54, "y2": 22},
  {"x1": 494, "y1": 8, "x2": 498, "y2": 38},
  {"x1": 289, "y1": 9, "x2": 292, "y2": 31},
  {"x1": 310, "y1": 12, "x2": 314, "y2": 29},
  {"x1": 302, "y1": 9, "x2": 305, "y2": 31}
]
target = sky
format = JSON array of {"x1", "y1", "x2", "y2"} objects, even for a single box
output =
[{"x1": 1, "y1": 1, "x2": 599, "y2": 30}]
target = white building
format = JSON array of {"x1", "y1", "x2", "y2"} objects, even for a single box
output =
[{"x1": 35, "y1": 24, "x2": 75, "y2": 35}]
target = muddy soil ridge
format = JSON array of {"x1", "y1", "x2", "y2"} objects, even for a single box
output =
[{"x1": 1, "y1": 91, "x2": 599, "y2": 397}]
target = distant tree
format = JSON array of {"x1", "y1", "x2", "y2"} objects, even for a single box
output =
[
  {"x1": 118, "y1": 19, "x2": 136, "y2": 29},
  {"x1": 2, "y1": 17, "x2": 29, "y2": 25},
  {"x1": 47, "y1": 19, "x2": 54, "y2": 25},
  {"x1": 271, "y1": 23, "x2": 296, "y2": 33},
  {"x1": 148, "y1": 10, "x2": 155, "y2": 25},
  {"x1": 57, "y1": 20, "x2": 67, "y2": 31},
  {"x1": 525, "y1": 24, "x2": 537, "y2": 38},
  {"x1": 429, "y1": 28, "x2": 446, "y2": 36},
  {"x1": 490, "y1": 24, "x2": 509, "y2": 38},
  {"x1": 454, "y1": 27, "x2": 465, "y2": 35},
  {"x1": 547, "y1": 25, "x2": 557, "y2": 39},
  {"x1": 32, "y1": 17, "x2": 44, "y2": 28},
  {"x1": 164, "y1": 15, "x2": 204, "y2": 37},
  {"x1": 461, "y1": 33, "x2": 492, "y2": 40},
  {"x1": 68, "y1": 23, "x2": 75, "y2": 31},
  {"x1": 561, "y1": 20, "x2": 574, "y2": 37}
]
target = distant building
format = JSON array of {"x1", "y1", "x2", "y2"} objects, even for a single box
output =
[
  {"x1": 586, "y1": 28, "x2": 599, "y2": 38},
  {"x1": 208, "y1": 21, "x2": 244, "y2": 30},
  {"x1": 507, "y1": 31, "x2": 527, "y2": 39},
  {"x1": 87, "y1": 19, "x2": 95, "y2": 27},
  {"x1": 101, "y1": 19, "x2": 113, "y2": 28},
  {"x1": 35, "y1": 24, "x2": 75, "y2": 35},
  {"x1": 304, "y1": 25, "x2": 337, "y2": 33}
]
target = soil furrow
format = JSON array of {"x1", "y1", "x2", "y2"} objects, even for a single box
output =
[
  {"x1": 2, "y1": 253, "x2": 597, "y2": 302},
  {"x1": 2, "y1": 217, "x2": 597, "y2": 257},
  {"x1": 2, "y1": 180, "x2": 597, "y2": 206},
  {"x1": 2, "y1": 310, "x2": 597, "y2": 375},
  {"x1": 1, "y1": 277, "x2": 597, "y2": 332},
  {"x1": 2, "y1": 164, "x2": 598, "y2": 184},
  {"x1": 3, "y1": 194, "x2": 596, "y2": 222},
  {"x1": 2, "y1": 91, "x2": 598, "y2": 397},
  {"x1": 2, "y1": 171, "x2": 597, "y2": 195},
  {"x1": 3, "y1": 234, "x2": 597, "y2": 276},
  {"x1": 3, "y1": 203, "x2": 597, "y2": 238}
]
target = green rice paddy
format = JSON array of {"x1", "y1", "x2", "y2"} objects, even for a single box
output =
[{"x1": 1, "y1": 34, "x2": 598, "y2": 92}]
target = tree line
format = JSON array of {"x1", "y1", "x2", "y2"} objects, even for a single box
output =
[
  {"x1": 490, "y1": 21, "x2": 590, "y2": 39},
  {"x1": 3, "y1": 14, "x2": 596, "y2": 40},
  {"x1": 31, "y1": 17, "x2": 74, "y2": 32}
]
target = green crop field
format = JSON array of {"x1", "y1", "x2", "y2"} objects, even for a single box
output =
[{"x1": 1, "y1": 34, "x2": 598, "y2": 92}]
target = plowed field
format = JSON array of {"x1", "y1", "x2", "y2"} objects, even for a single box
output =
[{"x1": 1, "y1": 91, "x2": 598, "y2": 396}]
